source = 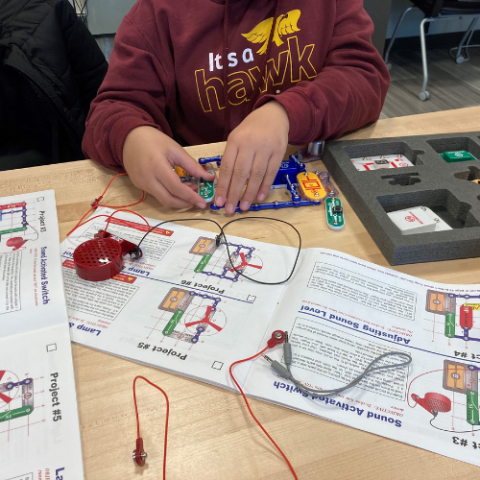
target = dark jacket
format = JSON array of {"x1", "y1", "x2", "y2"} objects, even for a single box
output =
[{"x1": 0, "y1": 0, "x2": 108, "y2": 170}]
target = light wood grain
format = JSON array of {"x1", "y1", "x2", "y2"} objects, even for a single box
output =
[{"x1": 3, "y1": 108, "x2": 480, "y2": 480}]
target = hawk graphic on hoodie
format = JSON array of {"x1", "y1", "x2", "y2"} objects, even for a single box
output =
[{"x1": 242, "y1": 9, "x2": 301, "y2": 55}]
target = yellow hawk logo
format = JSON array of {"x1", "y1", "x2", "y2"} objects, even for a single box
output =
[{"x1": 242, "y1": 10, "x2": 301, "y2": 55}]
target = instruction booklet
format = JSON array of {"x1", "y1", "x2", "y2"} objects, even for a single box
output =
[
  {"x1": 1, "y1": 191, "x2": 84, "y2": 480},
  {"x1": 61, "y1": 207, "x2": 480, "y2": 468}
]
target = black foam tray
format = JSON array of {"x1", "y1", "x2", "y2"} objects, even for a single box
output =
[{"x1": 323, "y1": 132, "x2": 480, "y2": 265}]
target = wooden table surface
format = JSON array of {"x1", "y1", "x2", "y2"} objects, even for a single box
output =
[{"x1": 3, "y1": 107, "x2": 480, "y2": 480}]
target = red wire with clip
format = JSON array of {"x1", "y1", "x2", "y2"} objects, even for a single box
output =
[
  {"x1": 67, "y1": 209, "x2": 150, "y2": 237},
  {"x1": 91, "y1": 173, "x2": 146, "y2": 209},
  {"x1": 129, "y1": 334, "x2": 297, "y2": 478},
  {"x1": 67, "y1": 173, "x2": 146, "y2": 236},
  {"x1": 229, "y1": 331, "x2": 299, "y2": 480},
  {"x1": 132, "y1": 376, "x2": 170, "y2": 478}
]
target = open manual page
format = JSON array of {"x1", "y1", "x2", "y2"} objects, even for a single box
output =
[
  {"x1": 244, "y1": 248, "x2": 480, "y2": 468},
  {"x1": 60, "y1": 207, "x2": 296, "y2": 387},
  {"x1": 1, "y1": 191, "x2": 84, "y2": 480},
  {"x1": 61, "y1": 208, "x2": 480, "y2": 468}
]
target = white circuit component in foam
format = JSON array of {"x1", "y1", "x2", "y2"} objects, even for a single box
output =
[
  {"x1": 387, "y1": 206, "x2": 452, "y2": 235},
  {"x1": 351, "y1": 154, "x2": 414, "y2": 172}
]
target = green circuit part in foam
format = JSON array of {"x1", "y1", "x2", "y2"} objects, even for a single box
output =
[{"x1": 440, "y1": 150, "x2": 477, "y2": 162}]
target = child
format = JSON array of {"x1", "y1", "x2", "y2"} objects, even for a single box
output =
[{"x1": 83, "y1": 0, "x2": 390, "y2": 213}]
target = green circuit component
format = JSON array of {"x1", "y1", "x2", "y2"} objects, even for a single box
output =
[
  {"x1": 467, "y1": 390, "x2": 479, "y2": 425},
  {"x1": 325, "y1": 197, "x2": 344, "y2": 230},
  {"x1": 445, "y1": 312, "x2": 456, "y2": 338},
  {"x1": 198, "y1": 165, "x2": 215, "y2": 203},
  {"x1": 441, "y1": 150, "x2": 477, "y2": 162},
  {"x1": 195, "y1": 253, "x2": 212, "y2": 273},
  {"x1": 163, "y1": 310, "x2": 185, "y2": 336},
  {"x1": 0, "y1": 405, "x2": 33, "y2": 423},
  {"x1": 199, "y1": 179, "x2": 215, "y2": 203},
  {"x1": 0, "y1": 226, "x2": 27, "y2": 235}
]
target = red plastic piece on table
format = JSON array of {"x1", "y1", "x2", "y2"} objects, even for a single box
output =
[
  {"x1": 411, "y1": 392, "x2": 451, "y2": 414},
  {"x1": 6, "y1": 237, "x2": 27, "y2": 251},
  {"x1": 73, "y1": 237, "x2": 123, "y2": 282},
  {"x1": 460, "y1": 305, "x2": 473, "y2": 329},
  {"x1": 267, "y1": 330, "x2": 286, "y2": 348},
  {"x1": 133, "y1": 437, "x2": 147, "y2": 466}
]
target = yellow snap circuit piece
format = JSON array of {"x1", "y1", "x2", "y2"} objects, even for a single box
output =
[{"x1": 296, "y1": 171, "x2": 327, "y2": 202}]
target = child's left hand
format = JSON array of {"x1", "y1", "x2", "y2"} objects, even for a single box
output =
[{"x1": 215, "y1": 101, "x2": 289, "y2": 213}]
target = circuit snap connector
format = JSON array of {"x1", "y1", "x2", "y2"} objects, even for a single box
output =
[
  {"x1": 133, "y1": 438, "x2": 148, "y2": 466},
  {"x1": 267, "y1": 330, "x2": 285, "y2": 348}
]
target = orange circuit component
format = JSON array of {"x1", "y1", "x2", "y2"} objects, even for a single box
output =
[
  {"x1": 159, "y1": 288, "x2": 192, "y2": 312},
  {"x1": 296, "y1": 172, "x2": 326, "y2": 202},
  {"x1": 190, "y1": 237, "x2": 216, "y2": 255},
  {"x1": 443, "y1": 360, "x2": 467, "y2": 393},
  {"x1": 174, "y1": 165, "x2": 188, "y2": 177},
  {"x1": 426, "y1": 290, "x2": 446, "y2": 313}
]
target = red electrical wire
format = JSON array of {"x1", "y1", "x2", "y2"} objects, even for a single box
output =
[
  {"x1": 67, "y1": 209, "x2": 150, "y2": 237},
  {"x1": 67, "y1": 173, "x2": 146, "y2": 236},
  {"x1": 92, "y1": 172, "x2": 146, "y2": 209},
  {"x1": 104, "y1": 209, "x2": 150, "y2": 231},
  {"x1": 133, "y1": 376, "x2": 170, "y2": 479},
  {"x1": 229, "y1": 347, "x2": 299, "y2": 480}
]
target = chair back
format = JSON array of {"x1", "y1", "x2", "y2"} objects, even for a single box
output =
[{"x1": 411, "y1": 0, "x2": 445, "y2": 16}]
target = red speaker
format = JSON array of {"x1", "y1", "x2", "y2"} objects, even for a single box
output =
[
  {"x1": 73, "y1": 230, "x2": 141, "y2": 282},
  {"x1": 6, "y1": 237, "x2": 28, "y2": 251},
  {"x1": 412, "y1": 392, "x2": 451, "y2": 415}
]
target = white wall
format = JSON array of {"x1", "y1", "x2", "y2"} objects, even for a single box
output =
[{"x1": 387, "y1": 0, "x2": 478, "y2": 38}]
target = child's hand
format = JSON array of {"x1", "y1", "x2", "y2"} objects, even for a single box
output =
[
  {"x1": 123, "y1": 126, "x2": 215, "y2": 209},
  {"x1": 215, "y1": 101, "x2": 289, "y2": 213}
]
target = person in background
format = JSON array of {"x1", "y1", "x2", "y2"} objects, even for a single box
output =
[{"x1": 83, "y1": 0, "x2": 390, "y2": 213}]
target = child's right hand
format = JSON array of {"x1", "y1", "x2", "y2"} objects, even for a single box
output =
[{"x1": 123, "y1": 126, "x2": 214, "y2": 209}]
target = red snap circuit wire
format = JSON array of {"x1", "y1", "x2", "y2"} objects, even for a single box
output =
[
  {"x1": 133, "y1": 376, "x2": 170, "y2": 478},
  {"x1": 229, "y1": 342, "x2": 299, "y2": 480},
  {"x1": 67, "y1": 173, "x2": 146, "y2": 236},
  {"x1": 67, "y1": 209, "x2": 150, "y2": 237}
]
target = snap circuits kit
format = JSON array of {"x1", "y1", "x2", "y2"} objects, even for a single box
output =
[
  {"x1": 196, "y1": 155, "x2": 335, "y2": 211},
  {"x1": 322, "y1": 132, "x2": 480, "y2": 265},
  {"x1": 180, "y1": 155, "x2": 345, "y2": 231}
]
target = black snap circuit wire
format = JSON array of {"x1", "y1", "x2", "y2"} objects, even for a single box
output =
[{"x1": 136, "y1": 217, "x2": 302, "y2": 285}]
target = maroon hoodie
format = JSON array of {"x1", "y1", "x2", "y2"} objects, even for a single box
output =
[{"x1": 83, "y1": 0, "x2": 390, "y2": 171}]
